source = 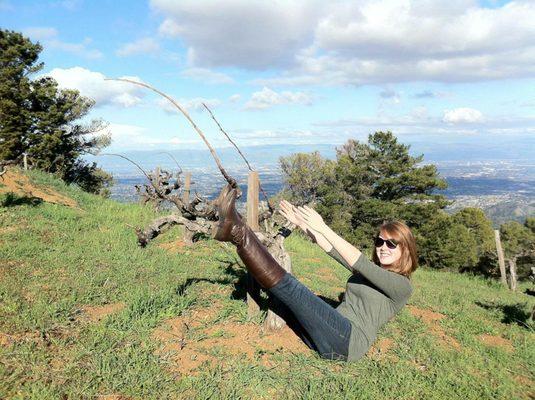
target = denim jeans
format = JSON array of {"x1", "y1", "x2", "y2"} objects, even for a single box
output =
[{"x1": 269, "y1": 273, "x2": 351, "y2": 360}]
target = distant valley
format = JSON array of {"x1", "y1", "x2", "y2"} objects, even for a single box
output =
[{"x1": 89, "y1": 144, "x2": 534, "y2": 227}]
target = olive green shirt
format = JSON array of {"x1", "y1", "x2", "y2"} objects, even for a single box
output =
[{"x1": 328, "y1": 247, "x2": 413, "y2": 361}]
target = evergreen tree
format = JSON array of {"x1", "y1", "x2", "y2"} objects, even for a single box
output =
[
  {"x1": 0, "y1": 29, "x2": 111, "y2": 195},
  {"x1": 453, "y1": 207, "x2": 495, "y2": 256},
  {"x1": 278, "y1": 151, "x2": 335, "y2": 205},
  {"x1": 279, "y1": 131, "x2": 493, "y2": 271},
  {"x1": 500, "y1": 219, "x2": 535, "y2": 280},
  {"x1": 322, "y1": 132, "x2": 449, "y2": 252},
  {"x1": 419, "y1": 213, "x2": 479, "y2": 270}
]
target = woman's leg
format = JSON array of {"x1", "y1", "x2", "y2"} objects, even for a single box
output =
[
  {"x1": 269, "y1": 274, "x2": 351, "y2": 360},
  {"x1": 212, "y1": 185, "x2": 350, "y2": 359}
]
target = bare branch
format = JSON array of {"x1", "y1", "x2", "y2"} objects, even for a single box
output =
[
  {"x1": 156, "y1": 151, "x2": 183, "y2": 175},
  {"x1": 100, "y1": 153, "x2": 165, "y2": 198},
  {"x1": 105, "y1": 78, "x2": 238, "y2": 190},
  {"x1": 100, "y1": 153, "x2": 150, "y2": 182},
  {"x1": 202, "y1": 102, "x2": 274, "y2": 213},
  {"x1": 135, "y1": 214, "x2": 214, "y2": 247}
]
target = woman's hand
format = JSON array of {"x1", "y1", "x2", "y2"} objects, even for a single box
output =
[
  {"x1": 279, "y1": 200, "x2": 305, "y2": 228},
  {"x1": 280, "y1": 200, "x2": 333, "y2": 251},
  {"x1": 297, "y1": 205, "x2": 327, "y2": 235}
]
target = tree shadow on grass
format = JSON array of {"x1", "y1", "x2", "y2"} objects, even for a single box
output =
[
  {"x1": 183, "y1": 255, "x2": 351, "y2": 353},
  {"x1": 208, "y1": 256, "x2": 343, "y2": 313},
  {"x1": 0, "y1": 192, "x2": 42, "y2": 207},
  {"x1": 175, "y1": 258, "x2": 244, "y2": 295},
  {"x1": 475, "y1": 300, "x2": 533, "y2": 329}
]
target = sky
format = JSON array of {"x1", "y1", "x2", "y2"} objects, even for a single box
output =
[{"x1": 1, "y1": 0, "x2": 534, "y2": 157}]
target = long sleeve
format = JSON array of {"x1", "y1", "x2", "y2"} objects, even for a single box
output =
[
  {"x1": 327, "y1": 246, "x2": 352, "y2": 271},
  {"x1": 349, "y1": 254, "x2": 413, "y2": 305}
]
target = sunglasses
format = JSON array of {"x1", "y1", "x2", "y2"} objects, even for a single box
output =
[{"x1": 374, "y1": 237, "x2": 398, "y2": 249}]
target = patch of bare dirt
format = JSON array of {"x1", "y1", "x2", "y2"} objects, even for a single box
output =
[
  {"x1": 81, "y1": 302, "x2": 125, "y2": 323},
  {"x1": 0, "y1": 259, "x2": 25, "y2": 276},
  {"x1": 0, "y1": 329, "x2": 59, "y2": 347},
  {"x1": 407, "y1": 305, "x2": 461, "y2": 350},
  {"x1": 366, "y1": 337, "x2": 397, "y2": 361},
  {"x1": 97, "y1": 395, "x2": 132, "y2": 400},
  {"x1": 0, "y1": 226, "x2": 20, "y2": 235},
  {"x1": 153, "y1": 304, "x2": 310, "y2": 375},
  {"x1": 513, "y1": 374, "x2": 535, "y2": 400},
  {"x1": 0, "y1": 168, "x2": 77, "y2": 208},
  {"x1": 477, "y1": 334, "x2": 514, "y2": 352},
  {"x1": 314, "y1": 267, "x2": 338, "y2": 279},
  {"x1": 0, "y1": 332, "x2": 15, "y2": 347},
  {"x1": 158, "y1": 239, "x2": 187, "y2": 254},
  {"x1": 514, "y1": 374, "x2": 534, "y2": 386}
]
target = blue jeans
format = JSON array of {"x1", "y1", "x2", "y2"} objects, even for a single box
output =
[{"x1": 269, "y1": 273, "x2": 351, "y2": 360}]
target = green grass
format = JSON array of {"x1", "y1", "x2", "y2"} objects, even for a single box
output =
[{"x1": 0, "y1": 169, "x2": 534, "y2": 399}]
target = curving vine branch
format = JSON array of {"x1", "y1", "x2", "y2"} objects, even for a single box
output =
[{"x1": 105, "y1": 78, "x2": 238, "y2": 192}]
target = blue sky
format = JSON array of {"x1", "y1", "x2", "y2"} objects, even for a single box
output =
[{"x1": 1, "y1": 0, "x2": 534, "y2": 156}]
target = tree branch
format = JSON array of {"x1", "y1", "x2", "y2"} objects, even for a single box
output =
[
  {"x1": 105, "y1": 78, "x2": 238, "y2": 191},
  {"x1": 202, "y1": 102, "x2": 274, "y2": 213}
]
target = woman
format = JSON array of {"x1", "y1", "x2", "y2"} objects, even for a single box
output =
[{"x1": 212, "y1": 184, "x2": 417, "y2": 361}]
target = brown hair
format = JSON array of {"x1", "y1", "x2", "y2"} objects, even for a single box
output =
[{"x1": 372, "y1": 220, "x2": 418, "y2": 278}]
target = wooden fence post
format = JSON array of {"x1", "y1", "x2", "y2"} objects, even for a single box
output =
[
  {"x1": 182, "y1": 172, "x2": 193, "y2": 244},
  {"x1": 508, "y1": 259, "x2": 518, "y2": 292},
  {"x1": 183, "y1": 172, "x2": 191, "y2": 204},
  {"x1": 23, "y1": 153, "x2": 28, "y2": 170},
  {"x1": 244, "y1": 172, "x2": 290, "y2": 329},
  {"x1": 246, "y1": 171, "x2": 259, "y2": 231},
  {"x1": 494, "y1": 230, "x2": 508, "y2": 288},
  {"x1": 246, "y1": 172, "x2": 261, "y2": 317}
]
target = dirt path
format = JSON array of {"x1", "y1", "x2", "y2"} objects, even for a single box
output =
[{"x1": 0, "y1": 168, "x2": 77, "y2": 207}]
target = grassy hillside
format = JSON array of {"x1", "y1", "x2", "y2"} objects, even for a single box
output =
[{"x1": 1, "y1": 169, "x2": 534, "y2": 400}]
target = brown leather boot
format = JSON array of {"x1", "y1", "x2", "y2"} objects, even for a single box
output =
[{"x1": 212, "y1": 184, "x2": 287, "y2": 289}]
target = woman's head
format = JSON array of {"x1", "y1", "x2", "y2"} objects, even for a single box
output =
[{"x1": 372, "y1": 220, "x2": 418, "y2": 277}]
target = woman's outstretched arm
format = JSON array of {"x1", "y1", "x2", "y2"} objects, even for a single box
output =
[
  {"x1": 297, "y1": 205, "x2": 362, "y2": 267},
  {"x1": 297, "y1": 205, "x2": 412, "y2": 303},
  {"x1": 279, "y1": 200, "x2": 333, "y2": 252},
  {"x1": 280, "y1": 200, "x2": 355, "y2": 270}
]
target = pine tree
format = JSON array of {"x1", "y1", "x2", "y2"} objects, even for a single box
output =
[
  {"x1": 278, "y1": 131, "x2": 495, "y2": 271},
  {"x1": 0, "y1": 29, "x2": 111, "y2": 195}
]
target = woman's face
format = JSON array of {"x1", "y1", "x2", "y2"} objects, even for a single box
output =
[{"x1": 375, "y1": 231, "x2": 402, "y2": 268}]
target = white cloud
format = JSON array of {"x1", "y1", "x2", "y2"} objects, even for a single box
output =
[
  {"x1": 153, "y1": 0, "x2": 535, "y2": 84},
  {"x1": 22, "y1": 26, "x2": 103, "y2": 59},
  {"x1": 181, "y1": 68, "x2": 234, "y2": 84},
  {"x1": 233, "y1": 129, "x2": 313, "y2": 139},
  {"x1": 152, "y1": 0, "x2": 322, "y2": 69},
  {"x1": 116, "y1": 38, "x2": 161, "y2": 57},
  {"x1": 443, "y1": 108, "x2": 484, "y2": 124},
  {"x1": 104, "y1": 123, "x2": 202, "y2": 149},
  {"x1": 412, "y1": 90, "x2": 449, "y2": 99},
  {"x1": 379, "y1": 88, "x2": 401, "y2": 106},
  {"x1": 229, "y1": 94, "x2": 241, "y2": 103},
  {"x1": 52, "y1": 0, "x2": 82, "y2": 10},
  {"x1": 45, "y1": 67, "x2": 145, "y2": 108},
  {"x1": 410, "y1": 106, "x2": 429, "y2": 121},
  {"x1": 22, "y1": 27, "x2": 58, "y2": 40},
  {"x1": 156, "y1": 97, "x2": 221, "y2": 114},
  {"x1": 298, "y1": 0, "x2": 535, "y2": 84},
  {"x1": 245, "y1": 87, "x2": 313, "y2": 110},
  {"x1": 316, "y1": 113, "x2": 535, "y2": 133}
]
